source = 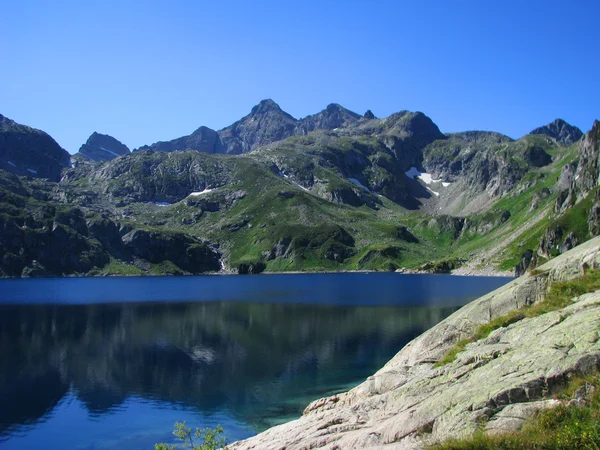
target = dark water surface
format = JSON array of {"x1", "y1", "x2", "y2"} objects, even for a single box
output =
[{"x1": 0, "y1": 273, "x2": 510, "y2": 449}]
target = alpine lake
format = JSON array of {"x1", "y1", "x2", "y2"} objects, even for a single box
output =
[{"x1": 0, "y1": 273, "x2": 510, "y2": 449}]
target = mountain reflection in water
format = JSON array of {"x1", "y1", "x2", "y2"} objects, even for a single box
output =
[{"x1": 0, "y1": 274, "x2": 510, "y2": 449}]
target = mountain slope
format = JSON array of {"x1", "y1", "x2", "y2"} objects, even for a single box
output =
[
  {"x1": 0, "y1": 103, "x2": 596, "y2": 278},
  {"x1": 0, "y1": 113, "x2": 70, "y2": 181}
]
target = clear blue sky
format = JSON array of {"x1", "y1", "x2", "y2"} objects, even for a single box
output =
[{"x1": 1, "y1": 0, "x2": 598, "y2": 153}]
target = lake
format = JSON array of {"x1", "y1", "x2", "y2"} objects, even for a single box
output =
[{"x1": 0, "y1": 273, "x2": 510, "y2": 449}]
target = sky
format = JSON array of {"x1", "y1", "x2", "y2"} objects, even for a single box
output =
[{"x1": 1, "y1": 0, "x2": 599, "y2": 154}]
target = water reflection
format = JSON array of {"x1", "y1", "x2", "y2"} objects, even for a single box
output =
[
  {"x1": 0, "y1": 274, "x2": 511, "y2": 448},
  {"x1": 0, "y1": 301, "x2": 456, "y2": 434}
]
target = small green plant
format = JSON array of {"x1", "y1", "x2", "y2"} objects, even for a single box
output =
[{"x1": 155, "y1": 422, "x2": 228, "y2": 450}]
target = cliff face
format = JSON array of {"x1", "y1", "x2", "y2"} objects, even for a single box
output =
[{"x1": 230, "y1": 237, "x2": 600, "y2": 449}]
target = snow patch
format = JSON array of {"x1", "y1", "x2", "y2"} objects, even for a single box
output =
[
  {"x1": 26, "y1": 168, "x2": 37, "y2": 174},
  {"x1": 155, "y1": 202, "x2": 171, "y2": 206},
  {"x1": 405, "y1": 166, "x2": 449, "y2": 187},
  {"x1": 100, "y1": 147, "x2": 122, "y2": 158},
  {"x1": 7, "y1": 161, "x2": 16, "y2": 167},
  {"x1": 348, "y1": 177, "x2": 371, "y2": 192},
  {"x1": 189, "y1": 188, "x2": 215, "y2": 196},
  {"x1": 419, "y1": 172, "x2": 436, "y2": 184}
]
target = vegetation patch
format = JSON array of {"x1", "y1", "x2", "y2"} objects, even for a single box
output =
[{"x1": 430, "y1": 374, "x2": 600, "y2": 450}]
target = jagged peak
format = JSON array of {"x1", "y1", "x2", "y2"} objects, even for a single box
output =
[
  {"x1": 529, "y1": 118, "x2": 583, "y2": 146},
  {"x1": 250, "y1": 99, "x2": 285, "y2": 115}
]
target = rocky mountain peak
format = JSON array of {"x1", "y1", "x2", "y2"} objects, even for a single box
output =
[
  {"x1": 250, "y1": 99, "x2": 286, "y2": 116},
  {"x1": 77, "y1": 132, "x2": 130, "y2": 162},
  {"x1": 219, "y1": 100, "x2": 298, "y2": 154},
  {"x1": 363, "y1": 110, "x2": 376, "y2": 120},
  {"x1": 530, "y1": 118, "x2": 583, "y2": 146},
  {"x1": 325, "y1": 103, "x2": 343, "y2": 112},
  {"x1": 296, "y1": 103, "x2": 361, "y2": 135}
]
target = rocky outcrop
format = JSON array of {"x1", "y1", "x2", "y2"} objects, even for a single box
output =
[
  {"x1": 363, "y1": 110, "x2": 376, "y2": 120},
  {"x1": 514, "y1": 249, "x2": 535, "y2": 276},
  {"x1": 76, "y1": 150, "x2": 233, "y2": 204},
  {"x1": 570, "y1": 120, "x2": 600, "y2": 200},
  {"x1": 530, "y1": 118, "x2": 584, "y2": 146},
  {"x1": 77, "y1": 132, "x2": 130, "y2": 161},
  {"x1": 423, "y1": 132, "x2": 529, "y2": 198},
  {"x1": 121, "y1": 229, "x2": 220, "y2": 273},
  {"x1": 523, "y1": 145, "x2": 552, "y2": 167},
  {"x1": 0, "y1": 113, "x2": 70, "y2": 181},
  {"x1": 0, "y1": 206, "x2": 110, "y2": 277},
  {"x1": 230, "y1": 237, "x2": 600, "y2": 449}
]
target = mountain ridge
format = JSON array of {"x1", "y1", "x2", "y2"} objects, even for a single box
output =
[{"x1": 0, "y1": 103, "x2": 597, "y2": 279}]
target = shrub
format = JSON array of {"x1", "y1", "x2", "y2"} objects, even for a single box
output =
[{"x1": 155, "y1": 422, "x2": 227, "y2": 450}]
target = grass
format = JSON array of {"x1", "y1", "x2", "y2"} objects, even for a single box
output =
[
  {"x1": 435, "y1": 269, "x2": 600, "y2": 367},
  {"x1": 90, "y1": 258, "x2": 144, "y2": 276},
  {"x1": 430, "y1": 374, "x2": 600, "y2": 450}
]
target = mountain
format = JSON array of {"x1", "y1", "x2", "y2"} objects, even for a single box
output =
[
  {"x1": 0, "y1": 113, "x2": 70, "y2": 181},
  {"x1": 134, "y1": 99, "x2": 365, "y2": 155},
  {"x1": 0, "y1": 101, "x2": 597, "y2": 279},
  {"x1": 76, "y1": 132, "x2": 130, "y2": 161},
  {"x1": 217, "y1": 99, "x2": 298, "y2": 154},
  {"x1": 530, "y1": 118, "x2": 584, "y2": 146}
]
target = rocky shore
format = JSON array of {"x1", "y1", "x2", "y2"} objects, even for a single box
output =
[{"x1": 230, "y1": 236, "x2": 600, "y2": 449}]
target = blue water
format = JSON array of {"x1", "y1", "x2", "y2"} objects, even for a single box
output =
[{"x1": 0, "y1": 273, "x2": 510, "y2": 449}]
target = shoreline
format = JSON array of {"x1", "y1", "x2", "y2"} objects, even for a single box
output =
[{"x1": 0, "y1": 267, "x2": 514, "y2": 280}]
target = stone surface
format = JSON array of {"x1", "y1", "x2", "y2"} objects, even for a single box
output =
[{"x1": 230, "y1": 237, "x2": 600, "y2": 449}]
